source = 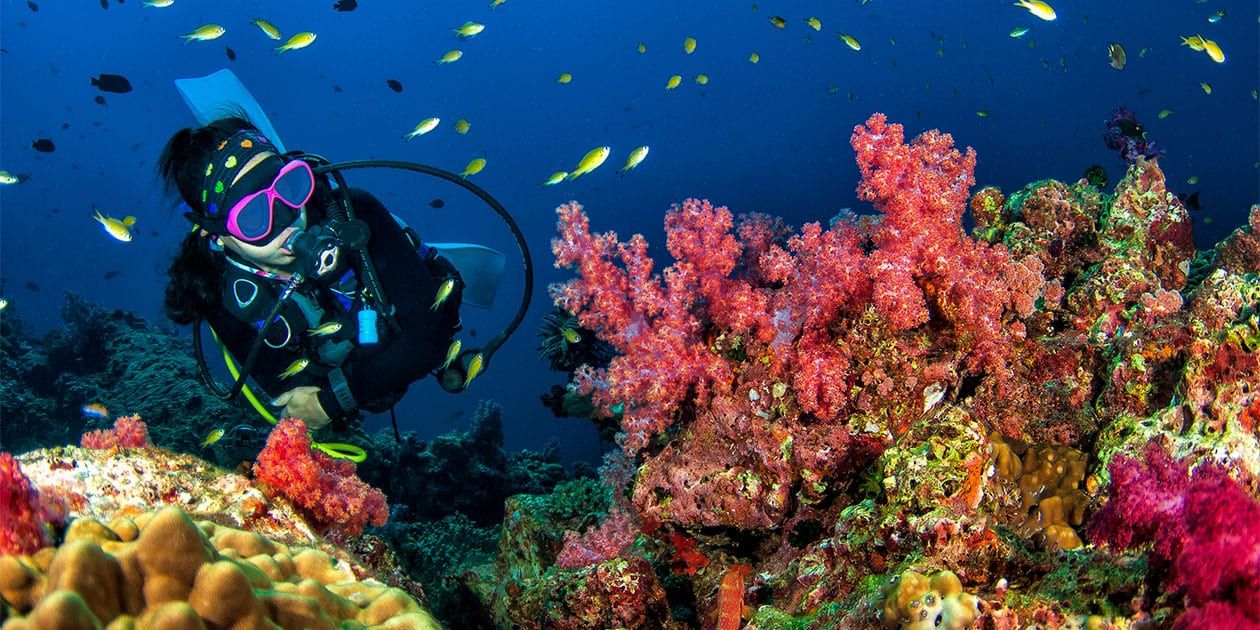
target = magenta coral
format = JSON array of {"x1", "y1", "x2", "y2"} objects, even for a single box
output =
[
  {"x1": 80, "y1": 414, "x2": 151, "y2": 449},
  {"x1": 253, "y1": 417, "x2": 388, "y2": 537},
  {"x1": 1088, "y1": 444, "x2": 1260, "y2": 627},
  {"x1": 555, "y1": 508, "x2": 639, "y2": 569},
  {"x1": 0, "y1": 453, "x2": 54, "y2": 555}
]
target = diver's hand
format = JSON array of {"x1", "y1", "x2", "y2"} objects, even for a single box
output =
[{"x1": 272, "y1": 386, "x2": 331, "y2": 430}]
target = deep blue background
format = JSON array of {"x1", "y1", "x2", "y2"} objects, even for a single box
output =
[{"x1": 2, "y1": 0, "x2": 1256, "y2": 465}]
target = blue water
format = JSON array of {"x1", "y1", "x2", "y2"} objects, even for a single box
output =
[{"x1": 1, "y1": 0, "x2": 1256, "y2": 464}]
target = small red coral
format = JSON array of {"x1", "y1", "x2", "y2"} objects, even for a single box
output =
[
  {"x1": 80, "y1": 414, "x2": 150, "y2": 449},
  {"x1": 253, "y1": 418, "x2": 388, "y2": 537},
  {"x1": 0, "y1": 453, "x2": 55, "y2": 555}
]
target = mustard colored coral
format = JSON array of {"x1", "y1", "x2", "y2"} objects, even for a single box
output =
[
  {"x1": 0, "y1": 507, "x2": 440, "y2": 629},
  {"x1": 877, "y1": 569, "x2": 981, "y2": 629}
]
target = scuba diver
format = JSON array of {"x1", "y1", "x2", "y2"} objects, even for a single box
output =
[
  {"x1": 158, "y1": 70, "x2": 531, "y2": 441},
  {"x1": 160, "y1": 116, "x2": 464, "y2": 430}
]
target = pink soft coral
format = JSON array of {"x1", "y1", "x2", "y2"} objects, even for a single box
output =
[
  {"x1": 555, "y1": 508, "x2": 640, "y2": 569},
  {"x1": 1088, "y1": 444, "x2": 1260, "y2": 627},
  {"x1": 0, "y1": 453, "x2": 57, "y2": 555},
  {"x1": 80, "y1": 414, "x2": 151, "y2": 449},
  {"x1": 253, "y1": 418, "x2": 388, "y2": 537}
]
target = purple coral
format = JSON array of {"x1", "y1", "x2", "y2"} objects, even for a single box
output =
[
  {"x1": 1104, "y1": 107, "x2": 1164, "y2": 164},
  {"x1": 1087, "y1": 444, "x2": 1260, "y2": 627}
]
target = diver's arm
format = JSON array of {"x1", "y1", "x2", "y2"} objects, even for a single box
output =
[{"x1": 206, "y1": 309, "x2": 323, "y2": 404}]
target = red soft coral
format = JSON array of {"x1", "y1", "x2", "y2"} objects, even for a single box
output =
[
  {"x1": 1088, "y1": 444, "x2": 1260, "y2": 627},
  {"x1": 0, "y1": 453, "x2": 55, "y2": 555},
  {"x1": 80, "y1": 414, "x2": 150, "y2": 449},
  {"x1": 253, "y1": 418, "x2": 388, "y2": 537},
  {"x1": 555, "y1": 508, "x2": 640, "y2": 569}
]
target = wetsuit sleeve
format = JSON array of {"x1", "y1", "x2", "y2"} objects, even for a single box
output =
[{"x1": 316, "y1": 189, "x2": 462, "y2": 418}]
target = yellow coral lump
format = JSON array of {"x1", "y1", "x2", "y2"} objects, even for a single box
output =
[
  {"x1": 876, "y1": 569, "x2": 981, "y2": 629},
  {"x1": 0, "y1": 507, "x2": 440, "y2": 630}
]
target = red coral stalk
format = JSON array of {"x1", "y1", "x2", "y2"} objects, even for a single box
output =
[
  {"x1": 80, "y1": 414, "x2": 150, "y2": 449},
  {"x1": 253, "y1": 418, "x2": 388, "y2": 537}
]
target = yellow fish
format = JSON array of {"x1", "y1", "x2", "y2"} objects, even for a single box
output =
[
  {"x1": 1200, "y1": 38, "x2": 1224, "y2": 63},
  {"x1": 274, "y1": 32, "x2": 316, "y2": 54},
  {"x1": 561, "y1": 327, "x2": 581, "y2": 344},
  {"x1": 141, "y1": 0, "x2": 174, "y2": 6},
  {"x1": 432, "y1": 278, "x2": 456, "y2": 311},
  {"x1": 749, "y1": 52, "x2": 760, "y2": 63},
  {"x1": 566, "y1": 146, "x2": 610, "y2": 180},
  {"x1": 683, "y1": 37, "x2": 697, "y2": 54},
  {"x1": 490, "y1": 0, "x2": 506, "y2": 7},
  {"x1": 250, "y1": 17, "x2": 281, "y2": 40},
  {"x1": 436, "y1": 49, "x2": 463, "y2": 64},
  {"x1": 540, "y1": 171, "x2": 568, "y2": 187},
  {"x1": 462, "y1": 352, "x2": 485, "y2": 388},
  {"x1": 976, "y1": 110, "x2": 990, "y2": 118},
  {"x1": 94, "y1": 208, "x2": 136, "y2": 242},
  {"x1": 278, "y1": 358, "x2": 309, "y2": 380},
  {"x1": 441, "y1": 339, "x2": 461, "y2": 371},
  {"x1": 307, "y1": 321, "x2": 342, "y2": 336},
  {"x1": 619, "y1": 146, "x2": 649, "y2": 175},
  {"x1": 1201, "y1": 81, "x2": 1212, "y2": 94},
  {"x1": 1158, "y1": 109, "x2": 1173, "y2": 119},
  {"x1": 665, "y1": 74, "x2": 682, "y2": 90},
  {"x1": 453, "y1": 21, "x2": 485, "y2": 38},
  {"x1": 838, "y1": 33, "x2": 861, "y2": 51},
  {"x1": 0, "y1": 298, "x2": 7, "y2": 311},
  {"x1": 806, "y1": 17, "x2": 822, "y2": 31},
  {"x1": 1108, "y1": 42, "x2": 1126, "y2": 69},
  {"x1": 1187, "y1": 176, "x2": 1200, "y2": 185},
  {"x1": 1013, "y1": 0, "x2": 1056, "y2": 21},
  {"x1": 1009, "y1": 27, "x2": 1030, "y2": 38},
  {"x1": 403, "y1": 117, "x2": 441, "y2": 140},
  {"x1": 1180, "y1": 35, "x2": 1205, "y2": 51},
  {"x1": 0, "y1": 171, "x2": 27, "y2": 185},
  {"x1": 454, "y1": 119, "x2": 471, "y2": 134},
  {"x1": 768, "y1": 15, "x2": 786, "y2": 28},
  {"x1": 556, "y1": 72, "x2": 573, "y2": 84},
  {"x1": 638, "y1": 42, "x2": 647, "y2": 53},
  {"x1": 201, "y1": 428, "x2": 225, "y2": 448},
  {"x1": 180, "y1": 24, "x2": 225, "y2": 44},
  {"x1": 461, "y1": 157, "x2": 487, "y2": 179},
  {"x1": 695, "y1": 73, "x2": 709, "y2": 85}
]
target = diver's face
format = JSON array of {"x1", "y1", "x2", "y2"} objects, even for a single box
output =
[{"x1": 218, "y1": 152, "x2": 308, "y2": 272}]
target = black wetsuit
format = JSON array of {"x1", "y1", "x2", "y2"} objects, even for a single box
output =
[{"x1": 207, "y1": 188, "x2": 462, "y2": 428}]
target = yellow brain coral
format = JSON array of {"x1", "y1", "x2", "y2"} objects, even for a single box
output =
[
  {"x1": 876, "y1": 569, "x2": 981, "y2": 630},
  {"x1": 0, "y1": 507, "x2": 440, "y2": 630}
]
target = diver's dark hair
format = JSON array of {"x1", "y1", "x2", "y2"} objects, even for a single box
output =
[
  {"x1": 163, "y1": 231, "x2": 225, "y2": 325},
  {"x1": 158, "y1": 113, "x2": 257, "y2": 325},
  {"x1": 157, "y1": 112, "x2": 258, "y2": 214}
]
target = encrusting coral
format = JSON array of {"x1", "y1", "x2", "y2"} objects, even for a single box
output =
[{"x1": 0, "y1": 506, "x2": 440, "y2": 629}]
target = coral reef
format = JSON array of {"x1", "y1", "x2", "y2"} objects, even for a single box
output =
[
  {"x1": 524, "y1": 113, "x2": 1260, "y2": 627},
  {"x1": 1, "y1": 506, "x2": 440, "y2": 629},
  {"x1": 0, "y1": 293, "x2": 262, "y2": 462},
  {"x1": 356, "y1": 400, "x2": 572, "y2": 527}
]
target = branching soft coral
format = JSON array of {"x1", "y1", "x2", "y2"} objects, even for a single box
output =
[
  {"x1": 253, "y1": 418, "x2": 388, "y2": 538},
  {"x1": 1087, "y1": 443, "x2": 1260, "y2": 627},
  {"x1": 80, "y1": 414, "x2": 150, "y2": 449}
]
